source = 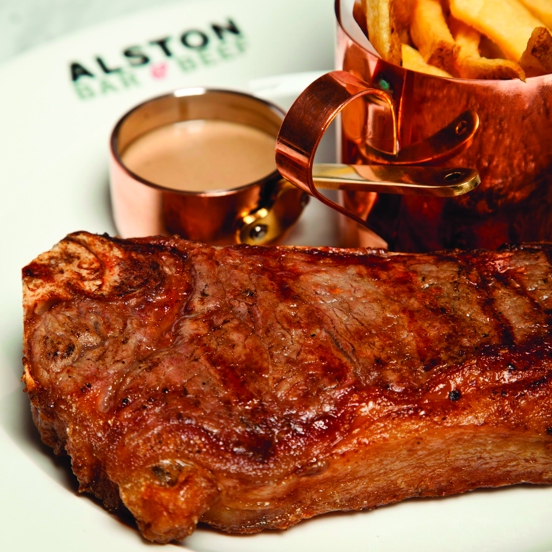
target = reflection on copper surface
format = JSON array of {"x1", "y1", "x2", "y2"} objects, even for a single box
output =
[{"x1": 336, "y1": 0, "x2": 552, "y2": 251}]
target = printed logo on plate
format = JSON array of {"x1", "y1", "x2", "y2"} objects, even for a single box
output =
[{"x1": 69, "y1": 18, "x2": 247, "y2": 101}]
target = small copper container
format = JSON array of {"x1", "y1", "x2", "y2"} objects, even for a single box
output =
[{"x1": 109, "y1": 88, "x2": 308, "y2": 245}]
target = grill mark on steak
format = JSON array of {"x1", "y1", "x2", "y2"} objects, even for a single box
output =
[{"x1": 22, "y1": 233, "x2": 552, "y2": 543}]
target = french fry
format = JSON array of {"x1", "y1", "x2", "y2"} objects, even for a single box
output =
[
  {"x1": 449, "y1": 17, "x2": 526, "y2": 80},
  {"x1": 394, "y1": 0, "x2": 415, "y2": 43},
  {"x1": 449, "y1": 0, "x2": 545, "y2": 61},
  {"x1": 410, "y1": 0, "x2": 460, "y2": 73},
  {"x1": 401, "y1": 43, "x2": 453, "y2": 77},
  {"x1": 520, "y1": 26, "x2": 552, "y2": 76},
  {"x1": 518, "y1": 0, "x2": 552, "y2": 29},
  {"x1": 357, "y1": 0, "x2": 552, "y2": 79},
  {"x1": 362, "y1": 0, "x2": 402, "y2": 65}
]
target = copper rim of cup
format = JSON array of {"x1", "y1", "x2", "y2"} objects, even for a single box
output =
[{"x1": 110, "y1": 87, "x2": 286, "y2": 197}]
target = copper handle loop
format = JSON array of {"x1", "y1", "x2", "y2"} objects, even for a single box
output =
[{"x1": 275, "y1": 70, "x2": 397, "y2": 227}]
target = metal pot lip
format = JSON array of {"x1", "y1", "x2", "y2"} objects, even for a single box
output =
[{"x1": 109, "y1": 86, "x2": 285, "y2": 197}]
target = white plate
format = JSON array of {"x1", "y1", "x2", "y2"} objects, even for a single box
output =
[{"x1": 1, "y1": 1, "x2": 551, "y2": 551}]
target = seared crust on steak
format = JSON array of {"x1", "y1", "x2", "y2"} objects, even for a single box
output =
[{"x1": 22, "y1": 232, "x2": 552, "y2": 542}]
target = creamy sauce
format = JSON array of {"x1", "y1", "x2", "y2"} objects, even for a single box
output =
[{"x1": 121, "y1": 120, "x2": 277, "y2": 192}]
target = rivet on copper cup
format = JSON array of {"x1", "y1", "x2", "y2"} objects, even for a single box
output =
[{"x1": 109, "y1": 88, "x2": 308, "y2": 245}]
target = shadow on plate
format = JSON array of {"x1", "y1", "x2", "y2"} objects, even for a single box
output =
[{"x1": 0, "y1": 385, "x2": 146, "y2": 538}]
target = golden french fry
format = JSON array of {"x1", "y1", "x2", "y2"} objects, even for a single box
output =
[
  {"x1": 410, "y1": 0, "x2": 459, "y2": 73},
  {"x1": 393, "y1": 0, "x2": 415, "y2": 43},
  {"x1": 401, "y1": 43, "x2": 453, "y2": 77},
  {"x1": 449, "y1": 17, "x2": 526, "y2": 80},
  {"x1": 520, "y1": 26, "x2": 552, "y2": 76},
  {"x1": 518, "y1": 0, "x2": 552, "y2": 29},
  {"x1": 362, "y1": 0, "x2": 402, "y2": 65},
  {"x1": 450, "y1": 0, "x2": 545, "y2": 61}
]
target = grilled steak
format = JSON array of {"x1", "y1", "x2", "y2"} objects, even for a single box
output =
[{"x1": 22, "y1": 232, "x2": 552, "y2": 543}]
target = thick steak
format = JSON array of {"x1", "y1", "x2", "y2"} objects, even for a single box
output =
[{"x1": 22, "y1": 232, "x2": 552, "y2": 543}]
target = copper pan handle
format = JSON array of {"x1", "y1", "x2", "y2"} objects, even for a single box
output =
[
  {"x1": 312, "y1": 164, "x2": 479, "y2": 197},
  {"x1": 275, "y1": 70, "x2": 480, "y2": 228}
]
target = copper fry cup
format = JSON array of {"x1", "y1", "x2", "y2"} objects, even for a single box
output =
[
  {"x1": 277, "y1": 0, "x2": 552, "y2": 252},
  {"x1": 109, "y1": 88, "x2": 308, "y2": 245}
]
